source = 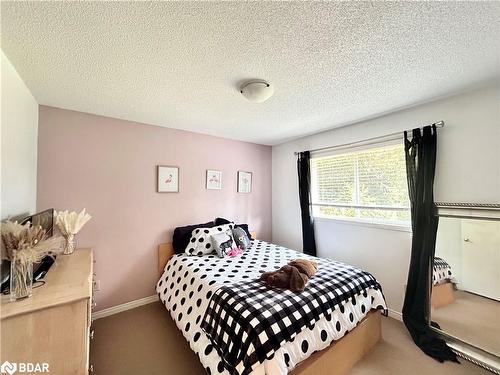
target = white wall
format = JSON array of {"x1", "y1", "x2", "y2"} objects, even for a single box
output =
[
  {"x1": 272, "y1": 85, "x2": 500, "y2": 314},
  {"x1": 1, "y1": 50, "x2": 39, "y2": 219},
  {"x1": 435, "y1": 217, "x2": 463, "y2": 283}
]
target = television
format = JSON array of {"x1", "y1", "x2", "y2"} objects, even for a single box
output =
[{"x1": 20, "y1": 208, "x2": 55, "y2": 237}]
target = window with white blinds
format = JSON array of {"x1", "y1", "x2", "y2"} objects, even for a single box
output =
[{"x1": 310, "y1": 142, "x2": 410, "y2": 225}]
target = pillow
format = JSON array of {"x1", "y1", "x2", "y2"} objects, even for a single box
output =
[
  {"x1": 214, "y1": 217, "x2": 231, "y2": 226},
  {"x1": 210, "y1": 230, "x2": 237, "y2": 258},
  {"x1": 236, "y1": 224, "x2": 253, "y2": 240},
  {"x1": 232, "y1": 227, "x2": 251, "y2": 250},
  {"x1": 185, "y1": 223, "x2": 234, "y2": 256},
  {"x1": 214, "y1": 217, "x2": 253, "y2": 240},
  {"x1": 172, "y1": 221, "x2": 214, "y2": 254}
]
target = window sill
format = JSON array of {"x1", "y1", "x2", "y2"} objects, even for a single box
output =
[{"x1": 313, "y1": 215, "x2": 412, "y2": 232}]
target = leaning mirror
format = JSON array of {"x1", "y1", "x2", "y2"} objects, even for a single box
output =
[{"x1": 431, "y1": 203, "x2": 500, "y2": 370}]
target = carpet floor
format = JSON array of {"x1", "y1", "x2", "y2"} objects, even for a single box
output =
[
  {"x1": 90, "y1": 302, "x2": 491, "y2": 375},
  {"x1": 432, "y1": 290, "x2": 500, "y2": 357}
]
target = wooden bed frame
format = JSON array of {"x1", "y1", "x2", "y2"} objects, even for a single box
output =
[
  {"x1": 431, "y1": 282, "x2": 455, "y2": 309},
  {"x1": 157, "y1": 232, "x2": 382, "y2": 375}
]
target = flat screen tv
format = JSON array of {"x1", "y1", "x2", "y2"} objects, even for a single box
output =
[{"x1": 20, "y1": 208, "x2": 55, "y2": 237}]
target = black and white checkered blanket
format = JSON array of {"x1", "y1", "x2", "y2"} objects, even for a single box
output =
[
  {"x1": 433, "y1": 257, "x2": 456, "y2": 285},
  {"x1": 201, "y1": 254, "x2": 386, "y2": 375}
]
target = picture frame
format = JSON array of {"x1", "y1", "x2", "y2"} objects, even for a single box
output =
[
  {"x1": 237, "y1": 171, "x2": 252, "y2": 193},
  {"x1": 206, "y1": 169, "x2": 222, "y2": 190},
  {"x1": 157, "y1": 165, "x2": 179, "y2": 193}
]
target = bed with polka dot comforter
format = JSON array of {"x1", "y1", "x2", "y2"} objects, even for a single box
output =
[{"x1": 156, "y1": 240, "x2": 387, "y2": 375}]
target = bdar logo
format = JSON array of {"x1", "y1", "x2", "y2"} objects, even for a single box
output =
[{"x1": 0, "y1": 361, "x2": 17, "y2": 375}]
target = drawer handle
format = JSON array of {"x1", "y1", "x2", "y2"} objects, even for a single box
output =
[
  {"x1": 89, "y1": 364, "x2": 94, "y2": 373},
  {"x1": 90, "y1": 329, "x2": 95, "y2": 340},
  {"x1": 91, "y1": 301, "x2": 97, "y2": 309}
]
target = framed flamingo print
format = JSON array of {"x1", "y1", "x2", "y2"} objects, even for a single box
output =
[
  {"x1": 238, "y1": 171, "x2": 252, "y2": 193},
  {"x1": 206, "y1": 169, "x2": 222, "y2": 190},
  {"x1": 157, "y1": 165, "x2": 179, "y2": 193}
]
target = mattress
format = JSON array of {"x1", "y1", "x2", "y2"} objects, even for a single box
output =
[{"x1": 156, "y1": 240, "x2": 386, "y2": 375}]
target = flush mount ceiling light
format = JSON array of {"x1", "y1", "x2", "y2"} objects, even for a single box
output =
[{"x1": 240, "y1": 80, "x2": 274, "y2": 103}]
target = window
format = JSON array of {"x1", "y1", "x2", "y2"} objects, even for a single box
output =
[{"x1": 310, "y1": 142, "x2": 410, "y2": 226}]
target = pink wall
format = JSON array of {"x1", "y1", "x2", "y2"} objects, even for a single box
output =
[{"x1": 37, "y1": 106, "x2": 272, "y2": 310}]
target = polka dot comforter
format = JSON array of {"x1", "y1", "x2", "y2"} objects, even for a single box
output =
[{"x1": 156, "y1": 240, "x2": 387, "y2": 375}]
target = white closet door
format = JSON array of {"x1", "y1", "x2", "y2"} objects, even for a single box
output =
[{"x1": 461, "y1": 219, "x2": 500, "y2": 301}]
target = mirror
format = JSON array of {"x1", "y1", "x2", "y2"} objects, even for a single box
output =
[{"x1": 432, "y1": 204, "x2": 500, "y2": 358}]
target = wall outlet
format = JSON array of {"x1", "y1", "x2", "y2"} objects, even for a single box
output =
[{"x1": 93, "y1": 280, "x2": 101, "y2": 291}]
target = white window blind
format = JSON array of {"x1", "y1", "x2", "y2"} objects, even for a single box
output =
[{"x1": 310, "y1": 143, "x2": 410, "y2": 224}]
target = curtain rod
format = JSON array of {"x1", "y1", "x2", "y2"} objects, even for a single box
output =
[{"x1": 294, "y1": 120, "x2": 444, "y2": 156}]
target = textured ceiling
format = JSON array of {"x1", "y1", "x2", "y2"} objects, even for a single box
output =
[{"x1": 2, "y1": 2, "x2": 499, "y2": 145}]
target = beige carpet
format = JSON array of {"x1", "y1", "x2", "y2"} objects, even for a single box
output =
[
  {"x1": 432, "y1": 290, "x2": 500, "y2": 357},
  {"x1": 90, "y1": 302, "x2": 490, "y2": 375}
]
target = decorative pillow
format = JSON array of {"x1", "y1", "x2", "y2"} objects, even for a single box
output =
[
  {"x1": 236, "y1": 224, "x2": 253, "y2": 240},
  {"x1": 232, "y1": 227, "x2": 251, "y2": 249},
  {"x1": 214, "y1": 217, "x2": 253, "y2": 240},
  {"x1": 172, "y1": 220, "x2": 214, "y2": 254},
  {"x1": 185, "y1": 223, "x2": 234, "y2": 256},
  {"x1": 210, "y1": 230, "x2": 237, "y2": 258}
]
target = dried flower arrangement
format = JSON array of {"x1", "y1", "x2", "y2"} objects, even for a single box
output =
[
  {"x1": 55, "y1": 209, "x2": 92, "y2": 255},
  {"x1": 1, "y1": 221, "x2": 64, "y2": 301}
]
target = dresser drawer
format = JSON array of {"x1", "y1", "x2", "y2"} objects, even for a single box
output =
[
  {"x1": 1, "y1": 299, "x2": 89, "y2": 374},
  {"x1": 1, "y1": 249, "x2": 93, "y2": 375}
]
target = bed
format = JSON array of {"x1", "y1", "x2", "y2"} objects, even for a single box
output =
[
  {"x1": 431, "y1": 257, "x2": 457, "y2": 309},
  {"x1": 156, "y1": 234, "x2": 387, "y2": 375}
]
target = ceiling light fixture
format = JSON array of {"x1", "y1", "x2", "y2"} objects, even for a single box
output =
[{"x1": 240, "y1": 80, "x2": 274, "y2": 103}]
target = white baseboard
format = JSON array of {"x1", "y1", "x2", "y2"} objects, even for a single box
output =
[
  {"x1": 92, "y1": 294, "x2": 159, "y2": 321},
  {"x1": 92, "y1": 295, "x2": 403, "y2": 323},
  {"x1": 387, "y1": 308, "x2": 403, "y2": 322}
]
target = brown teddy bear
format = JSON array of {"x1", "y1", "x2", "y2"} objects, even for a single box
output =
[{"x1": 260, "y1": 259, "x2": 318, "y2": 292}]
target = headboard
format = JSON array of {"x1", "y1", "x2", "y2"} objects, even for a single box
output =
[{"x1": 157, "y1": 231, "x2": 256, "y2": 277}]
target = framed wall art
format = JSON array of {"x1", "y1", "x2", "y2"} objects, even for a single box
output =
[
  {"x1": 238, "y1": 171, "x2": 252, "y2": 193},
  {"x1": 206, "y1": 169, "x2": 222, "y2": 190},
  {"x1": 157, "y1": 165, "x2": 179, "y2": 193}
]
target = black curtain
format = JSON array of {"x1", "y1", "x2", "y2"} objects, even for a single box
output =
[
  {"x1": 402, "y1": 125, "x2": 458, "y2": 363},
  {"x1": 297, "y1": 151, "x2": 317, "y2": 256}
]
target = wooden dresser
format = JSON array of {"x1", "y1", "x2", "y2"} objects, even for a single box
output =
[{"x1": 1, "y1": 249, "x2": 94, "y2": 374}]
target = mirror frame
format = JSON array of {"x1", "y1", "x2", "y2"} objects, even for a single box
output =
[{"x1": 431, "y1": 202, "x2": 500, "y2": 372}]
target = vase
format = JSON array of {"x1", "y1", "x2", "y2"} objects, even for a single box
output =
[
  {"x1": 10, "y1": 257, "x2": 33, "y2": 301},
  {"x1": 63, "y1": 233, "x2": 76, "y2": 255}
]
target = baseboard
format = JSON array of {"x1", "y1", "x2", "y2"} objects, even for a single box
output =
[
  {"x1": 92, "y1": 296, "x2": 403, "y2": 322},
  {"x1": 387, "y1": 308, "x2": 403, "y2": 322},
  {"x1": 92, "y1": 294, "x2": 159, "y2": 321}
]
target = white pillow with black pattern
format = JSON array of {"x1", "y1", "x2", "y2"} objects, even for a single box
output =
[
  {"x1": 184, "y1": 223, "x2": 234, "y2": 256},
  {"x1": 210, "y1": 230, "x2": 238, "y2": 258}
]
